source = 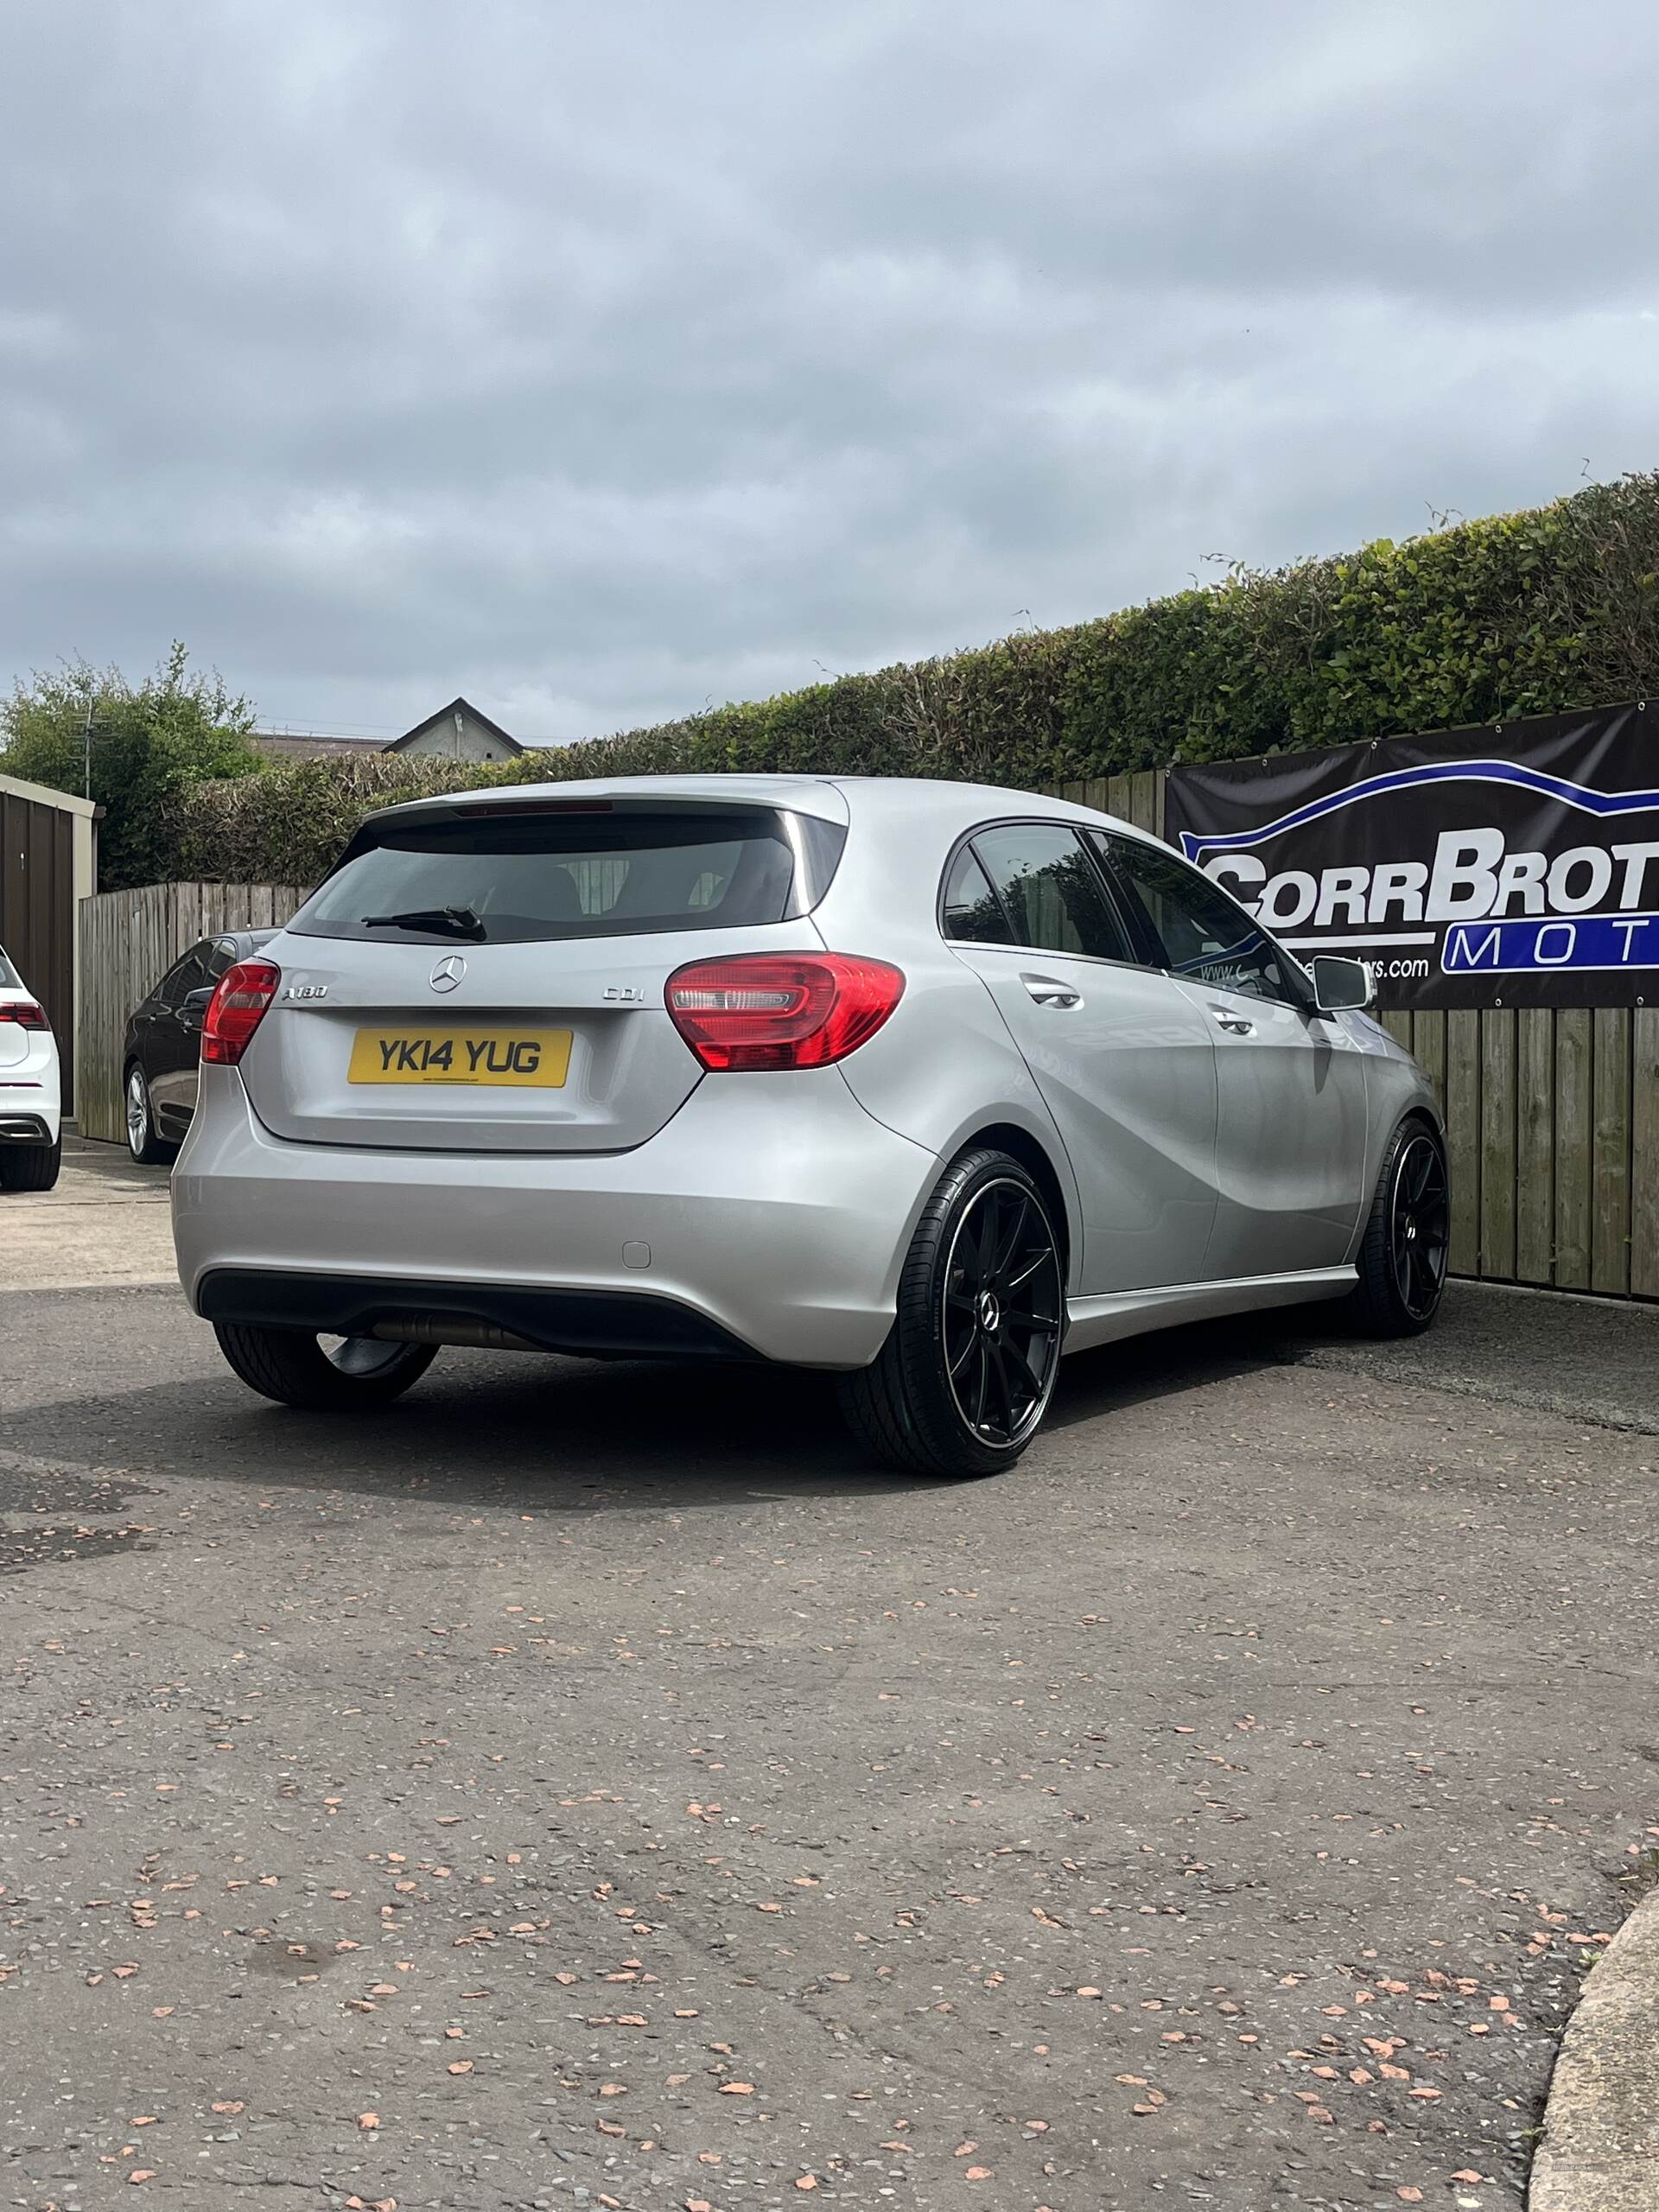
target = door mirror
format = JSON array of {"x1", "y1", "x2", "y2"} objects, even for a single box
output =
[
  {"x1": 181, "y1": 985, "x2": 215, "y2": 1023},
  {"x1": 1308, "y1": 954, "x2": 1376, "y2": 1014}
]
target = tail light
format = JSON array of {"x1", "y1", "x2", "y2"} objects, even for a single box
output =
[
  {"x1": 0, "y1": 1001, "x2": 49, "y2": 1029},
  {"x1": 201, "y1": 959, "x2": 281, "y2": 1065},
  {"x1": 665, "y1": 953, "x2": 905, "y2": 1071}
]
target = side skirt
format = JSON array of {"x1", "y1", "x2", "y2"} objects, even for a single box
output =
[{"x1": 1063, "y1": 1266, "x2": 1356, "y2": 1356}]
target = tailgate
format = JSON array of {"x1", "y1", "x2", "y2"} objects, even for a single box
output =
[
  {"x1": 232, "y1": 794, "x2": 846, "y2": 1154},
  {"x1": 239, "y1": 925, "x2": 833, "y2": 1153}
]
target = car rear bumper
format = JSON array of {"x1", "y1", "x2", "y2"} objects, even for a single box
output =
[
  {"x1": 194, "y1": 1267, "x2": 758, "y2": 1361},
  {"x1": 0, "y1": 1108, "x2": 55, "y2": 1143},
  {"x1": 173, "y1": 1065, "x2": 940, "y2": 1368},
  {"x1": 0, "y1": 1044, "x2": 60, "y2": 1143}
]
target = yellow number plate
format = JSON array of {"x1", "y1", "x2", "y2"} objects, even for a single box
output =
[{"x1": 347, "y1": 1027, "x2": 572, "y2": 1088}]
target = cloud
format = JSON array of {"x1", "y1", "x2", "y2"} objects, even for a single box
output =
[{"x1": 1, "y1": 0, "x2": 1654, "y2": 743}]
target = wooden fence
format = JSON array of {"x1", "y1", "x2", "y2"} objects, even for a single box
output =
[
  {"x1": 75, "y1": 882, "x2": 308, "y2": 1146},
  {"x1": 1362, "y1": 1005, "x2": 1659, "y2": 1300},
  {"x1": 71, "y1": 802, "x2": 1657, "y2": 1300}
]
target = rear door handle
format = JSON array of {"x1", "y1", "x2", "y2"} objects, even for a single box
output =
[
  {"x1": 1208, "y1": 1007, "x2": 1255, "y2": 1035},
  {"x1": 1021, "y1": 973, "x2": 1081, "y2": 1008}
]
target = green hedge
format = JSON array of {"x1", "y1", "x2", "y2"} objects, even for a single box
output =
[{"x1": 165, "y1": 469, "x2": 1659, "y2": 885}]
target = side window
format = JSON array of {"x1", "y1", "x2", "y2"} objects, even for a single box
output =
[
  {"x1": 1100, "y1": 835, "x2": 1300, "y2": 1005},
  {"x1": 205, "y1": 938, "x2": 240, "y2": 982},
  {"x1": 941, "y1": 844, "x2": 1012, "y2": 944},
  {"x1": 966, "y1": 824, "x2": 1137, "y2": 963},
  {"x1": 158, "y1": 943, "x2": 210, "y2": 1007}
]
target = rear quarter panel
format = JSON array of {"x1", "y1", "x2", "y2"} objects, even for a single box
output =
[{"x1": 815, "y1": 786, "x2": 1090, "y2": 1284}]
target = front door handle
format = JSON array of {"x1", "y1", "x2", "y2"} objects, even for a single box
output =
[
  {"x1": 1021, "y1": 973, "x2": 1081, "y2": 1009},
  {"x1": 1208, "y1": 1007, "x2": 1255, "y2": 1035}
]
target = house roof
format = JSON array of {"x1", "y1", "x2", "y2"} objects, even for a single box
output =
[
  {"x1": 0, "y1": 770, "x2": 103, "y2": 817},
  {"x1": 251, "y1": 732, "x2": 388, "y2": 762},
  {"x1": 385, "y1": 696, "x2": 524, "y2": 754}
]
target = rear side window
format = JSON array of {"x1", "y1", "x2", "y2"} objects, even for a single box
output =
[
  {"x1": 158, "y1": 944, "x2": 211, "y2": 1004},
  {"x1": 948, "y1": 823, "x2": 1137, "y2": 963},
  {"x1": 940, "y1": 846, "x2": 1010, "y2": 944},
  {"x1": 288, "y1": 808, "x2": 846, "y2": 946}
]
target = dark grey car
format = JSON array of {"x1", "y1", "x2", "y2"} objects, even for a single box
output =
[{"x1": 123, "y1": 931, "x2": 277, "y2": 1162}]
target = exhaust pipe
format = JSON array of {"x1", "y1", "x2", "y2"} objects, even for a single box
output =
[{"x1": 370, "y1": 1315, "x2": 543, "y2": 1353}]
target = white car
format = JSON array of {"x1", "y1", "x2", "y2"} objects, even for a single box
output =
[
  {"x1": 0, "y1": 940, "x2": 61, "y2": 1191},
  {"x1": 175, "y1": 776, "x2": 1446, "y2": 1477}
]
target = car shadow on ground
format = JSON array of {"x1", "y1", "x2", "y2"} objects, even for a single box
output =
[
  {"x1": 30, "y1": 1348, "x2": 945, "y2": 1511},
  {"x1": 28, "y1": 1300, "x2": 1331, "y2": 1516}
]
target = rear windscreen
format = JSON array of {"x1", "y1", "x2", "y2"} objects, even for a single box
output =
[
  {"x1": 287, "y1": 808, "x2": 846, "y2": 946},
  {"x1": 0, "y1": 947, "x2": 19, "y2": 988}
]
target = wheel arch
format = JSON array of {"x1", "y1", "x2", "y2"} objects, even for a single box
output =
[
  {"x1": 954, "y1": 1121, "x2": 1074, "y2": 1284},
  {"x1": 1344, "y1": 1098, "x2": 1447, "y2": 1270},
  {"x1": 1398, "y1": 1103, "x2": 1444, "y2": 1141},
  {"x1": 1356, "y1": 1052, "x2": 1443, "y2": 1238}
]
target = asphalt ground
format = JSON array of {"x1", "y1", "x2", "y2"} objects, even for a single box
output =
[{"x1": 3, "y1": 1141, "x2": 1658, "y2": 2210}]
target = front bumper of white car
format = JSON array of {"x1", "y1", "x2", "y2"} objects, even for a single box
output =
[{"x1": 173, "y1": 1063, "x2": 940, "y2": 1369}]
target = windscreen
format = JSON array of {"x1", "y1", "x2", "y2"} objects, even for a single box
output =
[{"x1": 286, "y1": 807, "x2": 845, "y2": 946}]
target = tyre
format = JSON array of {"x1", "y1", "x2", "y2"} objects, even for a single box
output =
[
  {"x1": 124, "y1": 1064, "x2": 175, "y2": 1166},
  {"x1": 1348, "y1": 1116, "x2": 1449, "y2": 1338},
  {"x1": 838, "y1": 1147, "x2": 1065, "y2": 1478},
  {"x1": 0, "y1": 1132, "x2": 61, "y2": 1192},
  {"x1": 213, "y1": 1323, "x2": 438, "y2": 1410}
]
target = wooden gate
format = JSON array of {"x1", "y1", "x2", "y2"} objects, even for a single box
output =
[{"x1": 75, "y1": 882, "x2": 308, "y2": 1145}]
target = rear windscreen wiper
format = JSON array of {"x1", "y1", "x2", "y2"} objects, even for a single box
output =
[{"x1": 360, "y1": 906, "x2": 487, "y2": 942}]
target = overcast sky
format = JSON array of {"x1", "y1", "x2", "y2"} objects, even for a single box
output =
[{"x1": 2, "y1": 3, "x2": 1654, "y2": 746}]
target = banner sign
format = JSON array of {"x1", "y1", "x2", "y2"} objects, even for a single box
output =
[{"x1": 1163, "y1": 702, "x2": 1659, "y2": 1008}]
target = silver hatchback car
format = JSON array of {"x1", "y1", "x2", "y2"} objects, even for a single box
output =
[{"x1": 174, "y1": 775, "x2": 1446, "y2": 1476}]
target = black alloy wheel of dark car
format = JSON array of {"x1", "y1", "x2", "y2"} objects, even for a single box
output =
[
  {"x1": 1349, "y1": 1117, "x2": 1449, "y2": 1337},
  {"x1": 839, "y1": 1147, "x2": 1065, "y2": 1478}
]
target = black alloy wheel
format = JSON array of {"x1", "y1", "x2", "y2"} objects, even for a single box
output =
[
  {"x1": 942, "y1": 1177, "x2": 1065, "y2": 1448},
  {"x1": 838, "y1": 1147, "x2": 1065, "y2": 1478},
  {"x1": 1349, "y1": 1117, "x2": 1449, "y2": 1338},
  {"x1": 1390, "y1": 1130, "x2": 1449, "y2": 1322}
]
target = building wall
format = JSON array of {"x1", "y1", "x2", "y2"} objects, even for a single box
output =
[{"x1": 394, "y1": 709, "x2": 518, "y2": 763}]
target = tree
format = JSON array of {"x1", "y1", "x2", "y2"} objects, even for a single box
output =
[{"x1": 0, "y1": 644, "x2": 265, "y2": 888}]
